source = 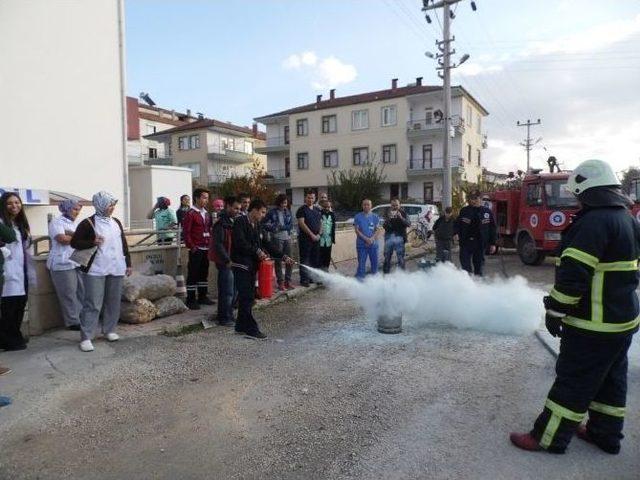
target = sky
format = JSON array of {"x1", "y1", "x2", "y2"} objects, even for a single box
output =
[{"x1": 125, "y1": 0, "x2": 640, "y2": 175}]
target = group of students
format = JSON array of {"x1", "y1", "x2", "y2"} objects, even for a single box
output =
[
  {"x1": 0, "y1": 190, "x2": 131, "y2": 361},
  {"x1": 180, "y1": 189, "x2": 336, "y2": 339}
]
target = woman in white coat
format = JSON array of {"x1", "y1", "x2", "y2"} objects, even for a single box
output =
[
  {"x1": 0, "y1": 192, "x2": 33, "y2": 351},
  {"x1": 47, "y1": 199, "x2": 84, "y2": 331}
]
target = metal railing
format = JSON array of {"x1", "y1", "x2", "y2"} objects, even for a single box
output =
[
  {"x1": 407, "y1": 156, "x2": 464, "y2": 171},
  {"x1": 265, "y1": 135, "x2": 290, "y2": 147},
  {"x1": 406, "y1": 115, "x2": 464, "y2": 133},
  {"x1": 264, "y1": 169, "x2": 289, "y2": 180}
]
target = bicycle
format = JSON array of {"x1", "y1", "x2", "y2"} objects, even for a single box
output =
[{"x1": 406, "y1": 221, "x2": 432, "y2": 249}]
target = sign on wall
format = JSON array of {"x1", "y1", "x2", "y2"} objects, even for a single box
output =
[{"x1": 0, "y1": 188, "x2": 50, "y2": 205}]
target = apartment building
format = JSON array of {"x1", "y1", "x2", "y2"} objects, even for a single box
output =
[
  {"x1": 126, "y1": 97, "x2": 203, "y2": 165},
  {"x1": 145, "y1": 119, "x2": 267, "y2": 191},
  {"x1": 254, "y1": 78, "x2": 488, "y2": 207}
]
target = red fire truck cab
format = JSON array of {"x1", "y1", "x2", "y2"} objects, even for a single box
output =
[{"x1": 488, "y1": 172, "x2": 579, "y2": 265}]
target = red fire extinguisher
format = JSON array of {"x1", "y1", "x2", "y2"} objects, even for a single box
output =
[{"x1": 257, "y1": 259, "x2": 275, "y2": 299}]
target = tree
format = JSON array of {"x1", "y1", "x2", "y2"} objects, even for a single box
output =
[
  {"x1": 620, "y1": 167, "x2": 640, "y2": 196},
  {"x1": 327, "y1": 161, "x2": 386, "y2": 211},
  {"x1": 218, "y1": 157, "x2": 278, "y2": 204}
]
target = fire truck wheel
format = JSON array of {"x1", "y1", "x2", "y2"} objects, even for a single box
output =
[{"x1": 517, "y1": 234, "x2": 546, "y2": 265}]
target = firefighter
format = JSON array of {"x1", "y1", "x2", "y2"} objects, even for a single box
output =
[
  {"x1": 510, "y1": 159, "x2": 640, "y2": 455},
  {"x1": 455, "y1": 190, "x2": 497, "y2": 276}
]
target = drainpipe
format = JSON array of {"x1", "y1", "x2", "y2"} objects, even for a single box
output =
[{"x1": 117, "y1": 0, "x2": 130, "y2": 226}]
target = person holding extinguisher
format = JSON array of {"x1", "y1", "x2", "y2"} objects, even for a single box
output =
[{"x1": 231, "y1": 198, "x2": 293, "y2": 339}]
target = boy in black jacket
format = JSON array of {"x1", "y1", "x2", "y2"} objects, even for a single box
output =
[{"x1": 231, "y1": 199, "x2": 293, "y2": 338}]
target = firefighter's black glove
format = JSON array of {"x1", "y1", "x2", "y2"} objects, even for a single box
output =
[{"x1": 545, "y1": 312, "x2": 563, "y2": 338}]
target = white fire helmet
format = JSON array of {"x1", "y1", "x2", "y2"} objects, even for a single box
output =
[{"x1": 566, "y1": 159, "x2": 620, "y2": 196}]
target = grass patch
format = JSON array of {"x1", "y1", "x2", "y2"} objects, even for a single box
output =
[{"x1": 162, "y1": 323, "x2": 204, "y2": 337}]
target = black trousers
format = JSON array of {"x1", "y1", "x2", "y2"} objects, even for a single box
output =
[
  {"x1": 318, "y1": 246, "x2": 332, "y2": 271},
  {"x1": 233, "y1": 267, "x2": 259, "y2": 335},
  {"x1": 459, "y1": 239, "x2": 484, "y2": 276},
  {"x1": 186, "y1": 249, "x2": 210, "y2": 302},
  {"x1": 531, "y1": 328, "x2": 633, "y2": 453},
  {"x1": 0, "y1": 295, "x2": 27, "y2": 349},
  {"x1": 299, "y1": 237, "x2": 320, "y2": 283}
]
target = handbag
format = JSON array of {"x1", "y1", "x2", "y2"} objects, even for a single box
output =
[{"x1": 69, "y1": 218, "x2": 97, "y2": 268}]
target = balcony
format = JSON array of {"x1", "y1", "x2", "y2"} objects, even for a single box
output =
[
  {"x1": 407, "y1": 156, "x2": 465, "y2": 176},
  {"x1": 207, "y1": 144, "x2": 253, "y2": 163},
  {"x1": 208, "y1": 173, "x2": 234, "y2": 185},
  {"x1": 254, "y1": 135, "x2": 290, "y2": 154},
  {"x1": 263, "y1": 169, "x2": 291, "y2": 184},
  {"x1": 406, "y1": 115, "x2": 465, "y2": 138}
]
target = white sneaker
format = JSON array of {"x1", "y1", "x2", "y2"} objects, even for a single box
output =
[
  {"x1": 106, "y1": 333, "x2": 120, "y2": 342},
  {"x1": 79, "y1": 340, "x2": 94, "y2": 352}
]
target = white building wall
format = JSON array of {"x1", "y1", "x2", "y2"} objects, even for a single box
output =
[
  {"x1": 0, "y1": 0, "x2": 129, "y2": 232},
  {"x1": 128, "y1": 165, "x2": 192, "y2": 227}
]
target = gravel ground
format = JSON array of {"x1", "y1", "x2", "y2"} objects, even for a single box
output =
[{"x1": 0, "y1": 252, "x2": 638, "y2": 479}]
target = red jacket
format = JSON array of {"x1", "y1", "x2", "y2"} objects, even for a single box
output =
[{"x1": 183, "y1": 208, "x2": 212, "y2": 250}]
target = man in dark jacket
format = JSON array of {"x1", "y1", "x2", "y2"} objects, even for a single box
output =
[
  {"x1": 511, "y1": 159, "x2": 640, "y2": 455},
  {"x1": 455, "y1": 191, "x2": 497, "y2": 276},
  {"x1": 382, "y1": 198, "x2": 411, "y2": 273},
  {"x1": 209, "y1": 196, "x2": 241, "y2": 326},
  {"x1": 232, "y1": 198, "x2": 293, "y2": 339},
  {"x1": 432, "y1": 206, "x2": 456, "y2": 262}
]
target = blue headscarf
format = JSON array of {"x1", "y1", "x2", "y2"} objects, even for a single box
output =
[
  {"x1": 58, "y1": 199, "x2": 80, "y2": 220},
  {"x1": 92, "y1": 191, "x2": 118, "y2": 217}
]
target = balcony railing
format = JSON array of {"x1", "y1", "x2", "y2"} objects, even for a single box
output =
[
  {"x1": 263, "y1": 169, "x2": 290, "y2": 183},
  {"x1": 207, "y1": 144, "x2": 252, "y2": 162},
  {"x1": 406, "y1": 115, "x2": 465, "y2": 135},
  {"x1": 266, "y1": 135, "x2": 289, "y2": 147},
  {"x1": 407, "y1": 156, "x2": 464, "y2": 172}
]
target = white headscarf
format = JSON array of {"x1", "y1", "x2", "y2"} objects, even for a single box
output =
[{"x1": 92, "y1": 191, "x2": 117, "y2": 217}]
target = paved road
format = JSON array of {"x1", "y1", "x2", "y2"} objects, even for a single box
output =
[{"x1": 0, "y1": 253, "x2": 638, "y2": 479}]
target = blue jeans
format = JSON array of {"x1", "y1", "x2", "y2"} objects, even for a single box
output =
[
  {"x1": 356, "y1": 243, "x2": 379, "y2": 279},
  {"x1": 216, "y1": 265, "x2": 235, "y2": 324},
  {"x1": 383, "y1": 234, "x2": 405, "y2": 273}
]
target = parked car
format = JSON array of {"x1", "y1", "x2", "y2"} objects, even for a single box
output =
[{"x1": 371, "y1": 203, "x2": 439, "y2": 226}]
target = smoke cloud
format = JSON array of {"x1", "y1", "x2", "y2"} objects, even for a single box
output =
[{"x1": 308, "y1": 263, "x2": 545, "y2": 336}]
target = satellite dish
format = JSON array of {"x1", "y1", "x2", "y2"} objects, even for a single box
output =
[{"x1": 139, "y1": 92, "x2": 156, "y2": 106}]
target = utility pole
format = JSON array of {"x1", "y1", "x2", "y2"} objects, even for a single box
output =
[
  {"x1": 517, "y1": 118, "x2": 542, "y2": 172},
  {"x1": 422, "y1": 0, "x2": 474, "y2": 209}
]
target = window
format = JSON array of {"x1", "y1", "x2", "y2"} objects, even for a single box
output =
[
  {"x1": 475, "y1": 114, "x2": 481, "y2": 134},
  {"x1": 148, "y1": 147, "x2": 158, "y2": 159},
  {"x1": 224, "y1": 137, "x2": 234, "y2": 151},
  {"x1": 285, "y1": 157, "x2": 290, "y2": 177},
  {"x1": 297, "y1": 152, "x2": 309, "y2": 170},
  {"x1": 381, "y1": 105, "x2": 397, "y2": 127},
  {"x1": 422, "y1": 144, "x2": 433, "y2": 168},
  {"x1": 526, "y1": 183, "x2": 542, "y2": 206},
  {"x1": 321, "y1": 115, "x2": 337, "y2": 133},
  {"x1": 424, "y1": 183, "x2": 434, "y2": 203},
  {"x1": 352, "y1": 147, "x2": 369, "y2": 166},
  {"x1": 382, "y1": 144, "x2": 397, "y2": 164},
  {"x1": 296, "y1": 118, "x2": 308, "y2": 136},
  {"x1": 284, "y1": 126, "x2": 290, "y2": 144},
  {"x1": 183, "y1": 163, "x2": 200, "y2": 178},
  {"x1": 425, "y1": 109, "x2": 433, "y2": 125},
  {"x1": 405, "y1": 205, "x2": 422, "y2": 216},
  {"x1": 178, "y1": 136, "x2": 188, "y2": 150},
  {"x1": 466, "y1": 105, "x2": 472, "y2": 126},
  {"x1": 477, "y1": 149, "x2": 481, "y2": 167},
  {"x1": 244, "y1": 141, "x2": 253, "y2": 154},
  {"x1": 390, "y1": 183, "x2": 409, "y2": 200},
  {"x1": 190, "y1": 134, "x2": 200, "y2": 149},
  {"x1": 467, "y1": 144, "x2": 472, "y2": 163},
  {"x1": 351, "y1": 109, "x2": 369, "y2": 130},
  {"x1": 323, "y1": 150, "x2": 338, "y2": 168},
  {"x1": 146, "y1": 124, "x2": 157, "y2": 135}
]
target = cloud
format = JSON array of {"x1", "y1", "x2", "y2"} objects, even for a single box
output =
[
  {"x1": 282, "y1": 51, "x2": 357, "y2": 90},
  {"x1": 453, "y1": 62, "x2": 503, "y2": 77},
  {"x1": 522, "y1": 14, "x2": 640, "y2": 56}
]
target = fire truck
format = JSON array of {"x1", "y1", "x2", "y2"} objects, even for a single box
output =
[
  {"x1": 487, "y1": 170, "x2": 579, "y2": 265},
  {"x1": 489, "y1": 168, "x2": 640, "y2": 265}
]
